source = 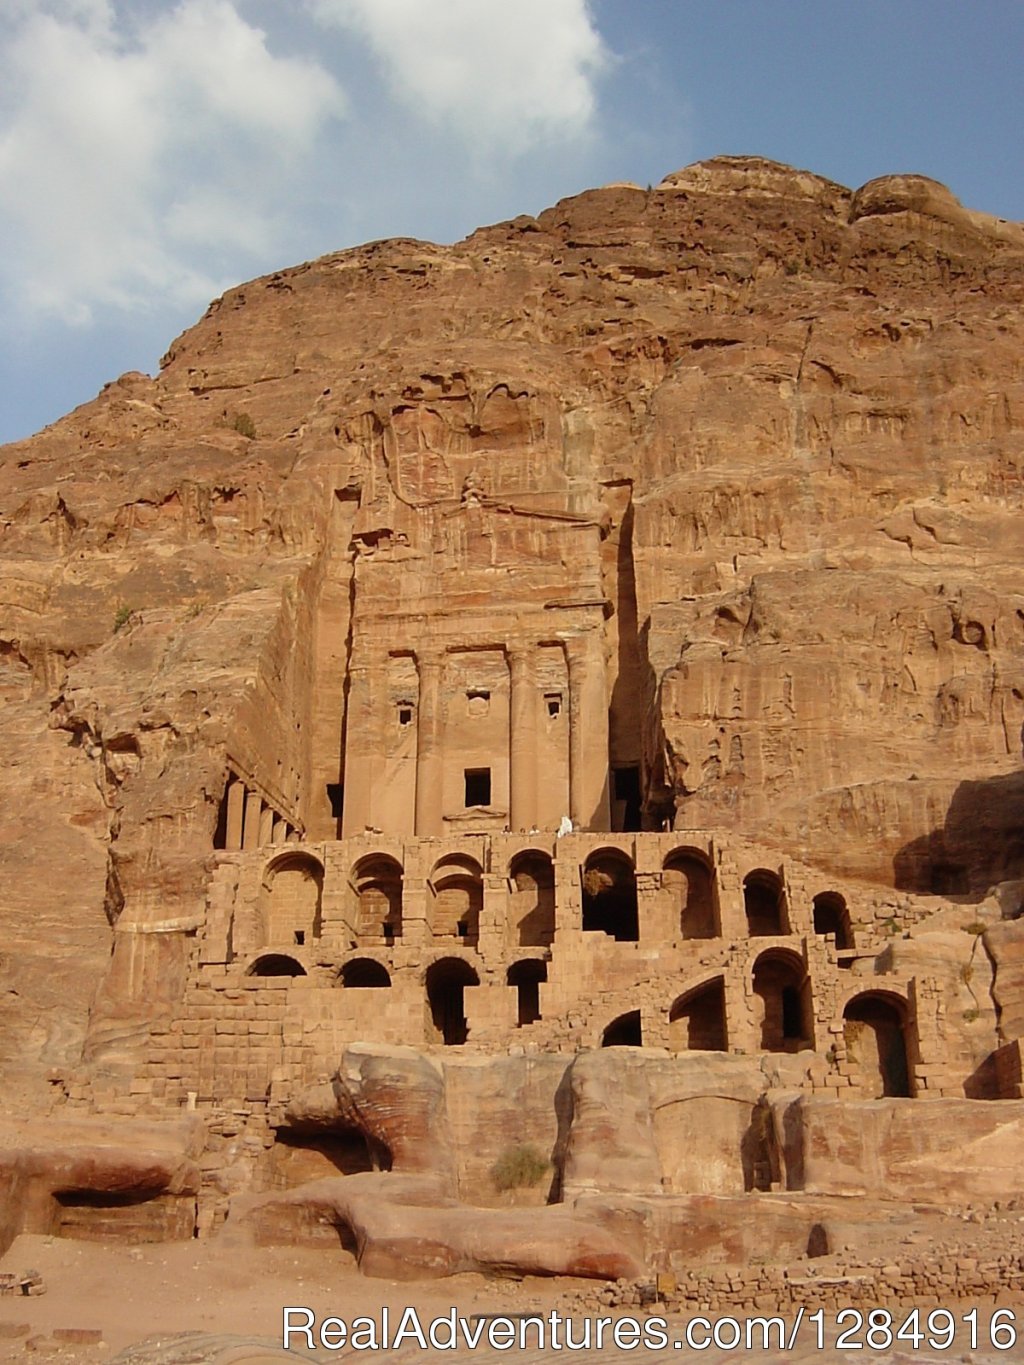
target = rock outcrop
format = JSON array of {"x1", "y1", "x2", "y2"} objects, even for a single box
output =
[{"x1": 0, "y1": 1116, "x2": 203, "y2": 1254}]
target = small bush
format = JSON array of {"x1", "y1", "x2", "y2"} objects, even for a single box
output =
[
  {"x1": 963, "y1": 1007, "x2": 980, "y2": 1024},
  {"x1": 231, "y1": 412, "x2": 257, "y2": 439},
  {"x1": 490, "y1": 1143, "x2": 549, "y2": 1192},
  {"x1": 113, "y1": 604, "x2": 133, "y2": 633},
  {"x1": 583, "y1": 868, "x2": 613, "y2": 898},
  {"x1": 963, "y1": 921, "x2": 987, "y2": 936}
]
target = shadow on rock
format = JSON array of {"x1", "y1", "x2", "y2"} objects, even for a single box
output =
[{"x1": 893, "y1": 769, "x2": 1024, "y2": 902}]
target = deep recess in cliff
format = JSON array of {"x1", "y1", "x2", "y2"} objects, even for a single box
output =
[{"x1": 1, "y1": 157, "x2": 1023, "y2": 1281}]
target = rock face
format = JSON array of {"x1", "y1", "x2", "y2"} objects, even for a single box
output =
[
  {"x1": 770, "y1": 1092, "x2": 1024, "y2": 1203},
  {"x1": 237, "y1": 1171, "x2": 642, "y2": 1281},
  {"x1": 0, "y1": 1116, "x2": 202, "y2": 1252},
  {"x1": 1, "y1": 155, "x2": 1024, "y2": 1277}
]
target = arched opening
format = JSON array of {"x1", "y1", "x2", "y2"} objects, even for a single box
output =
[
  {"x1": 602, "y1": 1010, "x2": 642, "y2": 1047},
  {"x1": 352, "y1": 855, "x2": 403, "y2": 943},
  {"x1": 339, "y1": 958, "x2": 391, "y2": 988},
  {"x1": 664, "y1": 850, "x2": 717, "y2": 939},
  {"x1": 743, "y1": 869, "x2": 787, "y2": 937},
  {"x1": 261, "y1": 853, "x2": 323, "y2": 947},
  {"x1": 430, "y1": 855, "x2": 483, "y2": 948},
  {"x1": 507, "y1": 959, "x2": 547, "y2": 1027},
  {"x1": 581, "y1": 849, "x2": 638, "y2": 942},
  {"x1": 426, "y1": 957, "x2": 479, "y2": 1046},
  {"x1": 509, "y1": 851, "x2": 555, "y2": 947},
  {"x1": 843, "y1": 993, "x2": 913, "y2": 1097},
  {"x1": 668, "y1": 978, "x2": 727, "y2": 1052},
  {"x1": 752, "y1": 950, "x2": 812, "y2": 1052},
  {"x1": 813, "y1": 891, "x2": 854, "y2": 949},
  {"x1": 247, "y1": 954, "x2": 306, "y2": 978}
]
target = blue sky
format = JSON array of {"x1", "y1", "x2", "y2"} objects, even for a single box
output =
[{"x1": 1, "y1": 0, "x2": 1022, "y2": 446}]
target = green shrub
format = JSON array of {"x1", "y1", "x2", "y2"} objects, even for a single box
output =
[
  {"x1": 490, "y1": 1143, "x2": 549, "y2": 1192},
  {"x1": 113, "y1": 604, "x2": 133, "y2": 633},
  {"x1": 231, "y1": 412, "x2": 256, "y2": 439}
]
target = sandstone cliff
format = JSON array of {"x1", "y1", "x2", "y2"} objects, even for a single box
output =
[{"x1": 1, "y1": 156, "x2": 1022, "y2": 1103}]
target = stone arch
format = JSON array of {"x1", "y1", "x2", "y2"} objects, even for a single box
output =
[
  {"x1": 339, "y1": 957, "x2": 391, "y2": 988},
  {"x1": 813, "y1": 891, "x2": 854, "y2": 949},
  {"x1": 260, "y1": 852, "x2": 323, "y2": 947},
  {"x1": 602, "y1": 1010, "x2": 642, "y2": 1047},
  {"x1": 425, "y1": 956, "x2": 480, "y2": 1046},
  {"x1": 247, "y1": 953, "x2": 306, "y2": 978},
  {"x1": 509, "y1": 850, "x2": 555, "y2": 947},
  {"x1": 507, "y1": 959, "x2": 546, "y2": 1026},
  {"x1": 582, "y1": 848, "x2": 638, "y2": 942},
  {"x1": 351, "y1": 853, "x2": 403, "y2": 942},
  {"x1": 843, "y1": 991, "x2": 914, "y2": 1097},
  {"x1": 668, "y1": 977, "x2": 727, "y2": 1052},
  {"x1": 430, "y1": 854, "x2": 483, "y2": 947},
  {"x1": 751, "y1": 948, "x2": 812, "y2": 1052},
  {"x1": 663, "y1": 847, "x2": 717, "y2": 939},
  {"x1": 743, "y1": 868, "x2": 788, "y2": 937}
]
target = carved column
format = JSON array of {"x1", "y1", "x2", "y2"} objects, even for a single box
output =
[
  {"x1": 414, "y1": 648, "x2": 445, "y2": 837},
  {"x1": 225, "y1": 776, "x2": 245, "y2": 851},
  {"x1": 243, "y1": 789, "x2": 263, "y2": 851},
  {"x1": 259, "y1": 803, "x2": 275, "y2": 847},
  {"x1": 508, "y1": 645, "x2": 537, "y2": 833},
  {"x1": 566, "y1": 632, "x2": 610, "y2": 831},
  {"x1": 341, "y1": 656, "x2": 374, "y2": 837}
]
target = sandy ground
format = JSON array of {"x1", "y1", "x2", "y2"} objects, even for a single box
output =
[
  {"x1": 2, "y1": 1233, "x2": 1024, "y2": 1364},
  {"x1": 0, "y1": 1235, "x2": 574, "y2": 1361}
]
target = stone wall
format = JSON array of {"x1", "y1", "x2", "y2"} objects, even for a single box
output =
[{"x1": 76, "y1": 827, "x2": 993, "y2": 1125}]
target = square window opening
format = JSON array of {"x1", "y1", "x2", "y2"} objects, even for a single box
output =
[
  {"x1": 398, "y1": 704, "x2": 413, "y2": 726},
  {"x1": 464, "y1": 767, "x2": 491, "y2": 807},
  {"x1": 545, "y1": 693, "x2": 562, "y2": 718},
  {"x1": 293, "y1": 930, "x2": 305, "y2": 946}
]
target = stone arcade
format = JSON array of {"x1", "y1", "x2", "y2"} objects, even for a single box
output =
[{"x1": 199, "y1": 832, "x2": 925, "y2": 1097}]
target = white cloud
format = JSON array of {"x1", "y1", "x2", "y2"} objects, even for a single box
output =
[
  {"x1": 0, "y1": 0, "x2": 347, "y2": 323},
  {"x1": 309, "y1": 0, "x2": 609, "y2": 152}
]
